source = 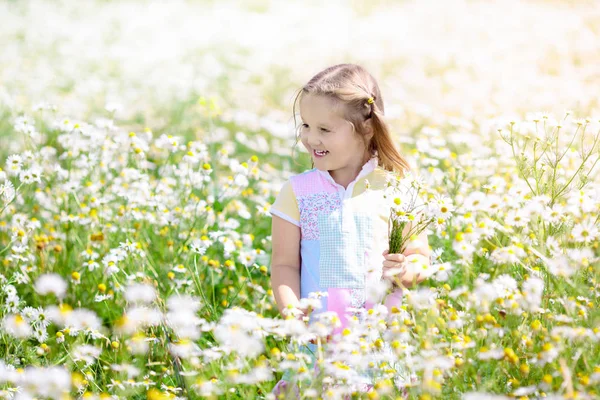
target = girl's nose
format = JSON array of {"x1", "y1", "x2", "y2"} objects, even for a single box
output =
[
  {"x1": 307, "y1": 138, "x2": 321, "y2": 147},
  {"x1": 304, "y1": 133, "x2": 321, "y2": 147}
]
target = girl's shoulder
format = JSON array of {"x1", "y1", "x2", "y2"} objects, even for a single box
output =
[
  {"x1": 287, "y1": 168, "x2": 326, "y2": 196},
  {"x1": 363, "y1": 166, "x2": 396, "y2": 190},
  {"x1": 275, "y1": 168, "x2": 316, "y2": 191}
]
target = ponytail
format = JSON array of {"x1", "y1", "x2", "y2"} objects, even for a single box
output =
[{"x1": 368, "y1": 105, "x2": 411, "y2": 178}]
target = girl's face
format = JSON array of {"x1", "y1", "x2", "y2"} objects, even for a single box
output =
[{"x1": 299, "y1": 94, "x2": 372, "y2": 186}]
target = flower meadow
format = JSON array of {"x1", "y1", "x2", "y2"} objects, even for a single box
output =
[{"x1": 2, "y1": 1, "x2": 600, "y2": 399}]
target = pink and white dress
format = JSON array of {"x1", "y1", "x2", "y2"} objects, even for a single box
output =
[{"x1": 269, "y1": 156, "x2": 409, "y2": 396}]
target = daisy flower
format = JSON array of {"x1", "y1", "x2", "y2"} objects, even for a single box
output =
[
  {"x1": 6, "y1": 154, "x2": 23, "y2": 175},
  {"x1": 34, "y1": 273, "x2": 67, "y2": 298},
  {"x1": 2, "y1": 314, "x2": 32, "y2": 338},
  {"x1": 571, "y1": 219, "x2": 599, "y2": 243},
  {"x1": 1, "y1": 190, "x2": 16, "y2": 208},
  {"x1": 72, "y1": 344, "x2": 102, "y2": 365},
  {"x1": 125, "y1": 283, "x2": 157, "y2": 304},
  {"x1": 430, "y1": 194, "x2": 454, "y2": 219}
]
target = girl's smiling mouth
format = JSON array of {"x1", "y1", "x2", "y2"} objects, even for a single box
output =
[{"x1": 313, "y1": 149, "x2": 329, "y2": 157}]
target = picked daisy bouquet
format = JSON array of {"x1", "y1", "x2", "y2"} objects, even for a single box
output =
[
  {"x1": 383, "y1": 172, "x2": 431, "y2": 253},
  {"x1": 378, "y1": 170, "x2": 453, "y2": 294}
]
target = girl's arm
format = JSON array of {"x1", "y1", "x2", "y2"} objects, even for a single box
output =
[{"x1": 270, "y1": 215, "x2": 302, "y2": 316}]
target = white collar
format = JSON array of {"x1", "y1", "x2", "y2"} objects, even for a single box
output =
[{"x1": 316, "y1": 156, "x2": 379, "y2": 188}]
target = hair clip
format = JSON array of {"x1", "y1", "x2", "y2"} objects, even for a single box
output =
[{"x1": 367, "y1": 97, "x2": 374, "y2": 104}]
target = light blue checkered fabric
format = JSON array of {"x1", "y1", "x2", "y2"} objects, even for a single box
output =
[{"x1": 318, "y1": 210, "x2": 373, "y2": 288}]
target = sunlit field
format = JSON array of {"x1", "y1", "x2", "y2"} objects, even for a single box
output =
[{"x1": 1, "y1": 0, "x2": 600, "y2": 399}]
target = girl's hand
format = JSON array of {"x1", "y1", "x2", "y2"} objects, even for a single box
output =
[
  {"x1": 296, "y1": 305, "x2": 308, "y2": 322},
  {"x1": 382, "y1": 249, "x2": 407, "y2": 286},
  {"x1": 292, "y1": 305, "x2": 312, "y2": 324},
  {"x1": 283, "y1": 304, "x2": 308, "y2": 322}
]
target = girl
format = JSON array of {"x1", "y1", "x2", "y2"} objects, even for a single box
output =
[{"x1": 269, "y1": 64, "x2": 431, "y2": 398}]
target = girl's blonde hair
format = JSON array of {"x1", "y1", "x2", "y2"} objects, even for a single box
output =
[{"x1": 291, "y1": 63, "x2": 411, "y2": 177}]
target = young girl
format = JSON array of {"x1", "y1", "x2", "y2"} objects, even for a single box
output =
[{"x1": 269, "y1": 64, "x2": 431, "y2": 398}]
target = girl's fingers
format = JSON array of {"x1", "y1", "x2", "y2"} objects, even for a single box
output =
[
  {"x1": 383, "y1": 253, "x2": 405, "y2": 262},
  {"x1": 382, "y1": 260, "x2": 407, "y2": 268},
  {"x1": 382, "y1": 269, "x2": 406, "y2": 278},
  {"x1": 382, "y1": 263, "x2": 406, "y2": 271},
  {"x1": 382, "y1": 264, "x2": 406, "y2": 274}
]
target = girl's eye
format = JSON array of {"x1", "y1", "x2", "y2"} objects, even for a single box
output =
[{"x1": 300, "y1": 124, "x2": 328, "y2": 133}]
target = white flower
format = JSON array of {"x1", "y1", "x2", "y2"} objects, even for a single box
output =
[
  {"x1": 542, "y1": 203, "x2": 565, "y2": 225},
  {"x1": 449, "y1": 285, "x2": 469, "y2": 299},
  {"x1": 22, "y1": 306, "x2": 49, "y2": 329},
  {"x1": 4, "y1": 284, "x2": 17, "y2": 297},
  {"x1": 545, "y1": 236, "x2": 561, "y2": 257},
  {"x1": 567, "y1": 247, "x2": 595, "y2": 267},
  {"x1": 72, "y1": 344, "x2": 102, "y2": 365},
  {"x1": 472, "y1": 282, "x2": 499, "y2": 312},
  {"x1": 567, "y1": 189, "x2": 597, "y2": 215},
  {"x1": 2, "y1": 314, "x2": 32, "y2": 338},
  {"x1": 546, "y1": 254, "x2": 577, "y2": 277},
  {"x1": 477, "y1": 347, "x2": 504, "y2": 360},
  {"x1": 34, "y1": 273, "x2": 67, "y2": 298},
  {"x1": 33, "y1": 326, "x2": 49, "y2": 343},
  {"x1": 511, "y1": 386, "x2": 538, "y2": 397},
  {"x1": 406, "y1": 288, "x2": 437, "y2": 310},
  {"x1": 489, "y1": 245, "x2": 526, "y2": 266},
  {"x1": 6, "y1": 154, "x2": 23, "y2": 175},
  {"x1": 213, "y1": 309, "x2": 265, "y2": 357},
  {"x1": 365, "y1": 277, "x2": 390, "y2": 305},
  {"x1": 111, "y1": 363, "x2": 141, "y2": 379},
  {"x1": 504, "y1": 208, "x2": 530, "y2": 228},
  {"x1": 192, "y1": 379, "x2": 224, "y2": 397},
  {"x1": 571, "y1": 219, "x2": 599, "y2": 243},
  {"x1": 13, "y1": 115, "x2": 35, "y2": 134},
  {"x1": 452, "y1": 240, "x2": 476, "y2": 260},
  {"x1": 190, "y1": 237, "x2": 209, "y2": 255},
  {"x1": 95, "y1": 293, "x2": 113, "y2": 302},
  {"x1": 431, "y1": 194, "x2": 454, "y2": 219},
  {"x1": 463, "y1": 393, "x2": 510, "y2": 400},
  {"x1": 117, "y1": 306, "x2": 163, "y2": 335},
  {"x1": 124, "y1": 283, "x2": 157, "y2": 304},
  {"x1": 5, "y1": 293, "x2": 20, "y2": 313},
  {"x1": 19, "y1": 166, "x2": 42, "y2": 184},
  {"x1": 167, "y1": 294, "x2": 201, "y2": 313},
  {"x1": 492, "y1": 274, "x2": 518, "y2": 298},
  {"x1": 102, "y1": 253, "x2": 121, "y2": 275},
  {"x1": 15, "y1": 366, "x2": 71, "y2": 399},
  {"x1": 119, "y1": 240, "x2": 139, "y2": 253},
  {"x1": 521, "y1": 277, "x2": 544, "y2": 312},
  {"x1": 127, "y1": 334, "x2": 150, "y2": 355},
  {"x1": 229, "y1": 365, "x2": 273, "y2": 384},
  {"x1": 432, "y1": 262, "x2": 454, "y2": 282},
  {"x1": 534, "y1": 342, "x2": 560, "y2": 366},
  {"x1": 0, "y1": 180, "x2": 16, "y2": 202},
  {"x1": 46, "y1": 306, "x2": 102, "y2": 332},
  {"x1": 172, "y1": 264, "x2": 187, "y2": 273}
]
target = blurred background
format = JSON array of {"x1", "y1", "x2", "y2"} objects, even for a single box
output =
[
  {"x1": 1, "y1": 2, "x2": 600, "y2": 397},
  {"x1": 1, "y1": 0, "x2": 600, "y2": 159}
]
